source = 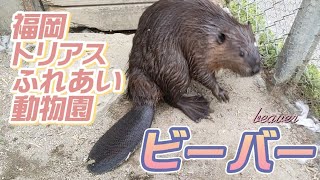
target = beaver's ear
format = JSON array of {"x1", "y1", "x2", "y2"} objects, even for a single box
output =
[{"x1": 217, "y1": 33, "x2": 226, "y2": 44}]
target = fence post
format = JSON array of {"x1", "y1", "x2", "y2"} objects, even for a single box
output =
[{"x1": 273, "y1": 0, "x2": 320, "y2": 85}]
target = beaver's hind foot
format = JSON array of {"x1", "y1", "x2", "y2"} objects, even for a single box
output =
[
  {"x1": 175, "y1": 95, "x2": 210, "y2": 122},
  {"x1": 212, "y1": 86, "x2": 229, "y2": 103}
]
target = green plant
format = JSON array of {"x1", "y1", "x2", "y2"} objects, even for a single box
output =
[{"x1": 300, "y1": 65, "x2": 320, "y2": 117}]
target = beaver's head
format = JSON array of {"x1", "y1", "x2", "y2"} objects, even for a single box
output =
[{"x1": 208, "y1": 22, "x2": 261, "y2": 77}]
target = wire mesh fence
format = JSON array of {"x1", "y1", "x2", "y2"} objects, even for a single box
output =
[
  {"x1": 226, "y1": 0, "x2": 320, "y2": 117},
  {"x1": 227, "y1": 0, "x2": 301, "y2": 68}
]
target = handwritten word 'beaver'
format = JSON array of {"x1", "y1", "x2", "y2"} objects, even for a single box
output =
[{"x1": 253, "y1": 108, "x2": 299, "y2": 124}]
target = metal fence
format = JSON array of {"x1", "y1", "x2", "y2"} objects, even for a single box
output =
[{"x1": 226, "y1": 0, "x2": 320, "y2": 117}]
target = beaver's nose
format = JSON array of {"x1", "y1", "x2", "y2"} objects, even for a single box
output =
[{"x1": 252, "y1": 65, "x2": 260, "y2": 75}]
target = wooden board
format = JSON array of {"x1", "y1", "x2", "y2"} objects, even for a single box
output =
[
  {"x1": 48, "y1": 3, "x2": 153, "y2": 31},
  {"x1": 43, "y1": 0, "x2": 157, "y2": 7}
]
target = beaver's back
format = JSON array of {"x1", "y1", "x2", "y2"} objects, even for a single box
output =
[{"x1": 127, "y1": 0, "x2": 259, "y2": 103}]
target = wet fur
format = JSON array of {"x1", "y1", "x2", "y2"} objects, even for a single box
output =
[{"x1": 127, "y1": 0, "x2": 261, "y2": 121}]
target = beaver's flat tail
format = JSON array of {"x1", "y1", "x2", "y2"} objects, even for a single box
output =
[{"x1": 87, "y1": 105, "x2": 154, "y2": 174}]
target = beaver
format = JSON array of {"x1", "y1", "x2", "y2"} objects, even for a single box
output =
[{"x1": 87, "y1": 0, "x2": 261, "y2": 174}]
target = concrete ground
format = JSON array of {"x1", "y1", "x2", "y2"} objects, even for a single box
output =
[{"x1": 0, "y1": 33, "x2": 319, "y2": 180}]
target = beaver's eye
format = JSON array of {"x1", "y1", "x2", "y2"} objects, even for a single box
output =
[
  {"x1": 217, "y1": 33, "x2": 226, "y2": 44},
  {"x1": 240, "y1": 51, "x2": 245, "y2": 57}
]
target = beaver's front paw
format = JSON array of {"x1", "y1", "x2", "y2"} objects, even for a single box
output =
[{"x1": 212, "y1": 87, "x2": 229, "y2": 102}]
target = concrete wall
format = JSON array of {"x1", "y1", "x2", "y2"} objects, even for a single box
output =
[{"x1": 44, "y1": 0, "x2": 157, "y2": 31}]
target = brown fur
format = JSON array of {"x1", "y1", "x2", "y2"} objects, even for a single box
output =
[{"x1": 127, "y1": 0, "x2": 261, "y2": 121}]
